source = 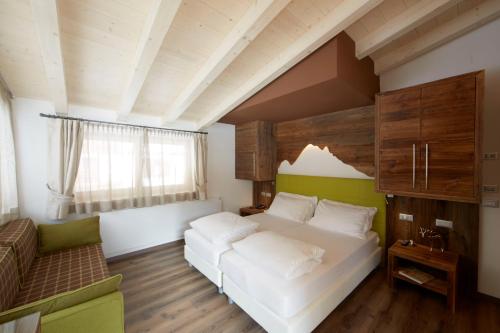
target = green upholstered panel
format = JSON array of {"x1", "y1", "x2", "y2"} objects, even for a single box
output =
[
  {"x1": 276, "y1": 174, "x2": 386, "y2": 248},
  {"x1": 41, "y1": 291, "x2": 124, "y2": 333},
  {"x1": 0, "y1": 275, "x2": 122, "y2": 324}
]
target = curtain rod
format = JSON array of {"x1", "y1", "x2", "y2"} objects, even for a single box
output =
[{"x1": 39, "y1": 113, "x2": 208, "y2": 135}]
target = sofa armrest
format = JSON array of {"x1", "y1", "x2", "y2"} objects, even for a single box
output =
[
  {"x1": 41, "y1": 291, "x2": 124, "y2": 333},
  {"x1": 0, "y1": 274, "x2": 122, "y2": 324}
]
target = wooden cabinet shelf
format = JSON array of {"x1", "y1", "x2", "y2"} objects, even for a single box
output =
[
  {"x1": 375, "y1": 71, "x2": 483, "y2": 203},
  {"x1": 239, "y1": 206, "x2": 266, "y2": 217},
  {"x1": 388, "y1": 242, "x2": 459, "y2": 312},
  {"x1": 391, "y1": 270, "x2": 448, "y2": 296}
]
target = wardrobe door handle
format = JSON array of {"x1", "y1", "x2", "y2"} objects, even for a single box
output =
[
  {"x1": 412, "y1": 144, "x2": 416, "y2": 189},
  {"x1": 425, "y1": 144, "x2": 429, "y2": 189}
]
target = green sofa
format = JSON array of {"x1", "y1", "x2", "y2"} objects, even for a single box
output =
[{"x1": 0, "y1": 218, "x2": 124, "y2": 333}]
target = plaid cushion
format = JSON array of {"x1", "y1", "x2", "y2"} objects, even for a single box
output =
[
  {"x1": 13, "y1": 244, "x2": 109, "y2": 306},
  {"x1": 0, "y1": 247, "x2": 20, "y2": 312},
  {"x1": 0, "y1": 218, "x2": 38, "y2": 284}
]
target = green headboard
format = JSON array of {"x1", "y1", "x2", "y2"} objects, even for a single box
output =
[{"x1": 276, "y1": 174, "x2": 386, "y2": 248}]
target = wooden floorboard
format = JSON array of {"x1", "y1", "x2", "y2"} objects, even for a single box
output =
[{"x1": 109, "y1": 242, "x2": 500, "y2": 333}]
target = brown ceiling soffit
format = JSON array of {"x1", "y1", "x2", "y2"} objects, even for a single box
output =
[{"x1": 219, "y1": 32, "x2": 379, "y2": 125}]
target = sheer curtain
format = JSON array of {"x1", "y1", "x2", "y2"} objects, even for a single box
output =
[
  {"x1": 0, "y1": 82, "x2": 19, "y2": 225},
  {"x1": 72, "y1": 122, "x2": 206, "y2": 214},
  {"x1": 46, "y1": 119, "x2": 84, "y2": 219}
]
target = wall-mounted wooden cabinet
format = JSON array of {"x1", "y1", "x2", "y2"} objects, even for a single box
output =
[
  {"x1": 375, "y1": 71, "x2": 483, "y2": 203},
  {"x1": 235, "y1": 121, "x2": 275, "y2": 181}
]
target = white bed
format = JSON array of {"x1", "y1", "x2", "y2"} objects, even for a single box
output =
[
  {"x1": 184, "y1": 212, "x2": 302, "y2": 289},
  {"x1": 220, "y1": 221, "x2": 381, "y2": 333},
  {"x1": 220, "y1": 227, "x2": 379, "y2": 318}
]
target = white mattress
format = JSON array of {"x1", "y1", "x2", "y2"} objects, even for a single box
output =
[
  {"x1": 184, "y1": 213, "x2": 302, "y2": 266},
  {"x1": 219, "y1": 225, "x2": 380, "y2": 318},
  {"x1": 184, "y1": 229, "x2": 231, "y2": 266}
]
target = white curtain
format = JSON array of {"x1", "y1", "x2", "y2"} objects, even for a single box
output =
[
  {"x1": 194, "y1": 133, "x2": 208, "y2": 200},
  {"x1": 0, "y1": 83, "x2": 18, "y2": 225},
  {"x1": 72, "y1": 122, "x2": 206, "y2": 214},
  {"x1": 46, "y1": 119, "x2": 84, "y2": 219}
]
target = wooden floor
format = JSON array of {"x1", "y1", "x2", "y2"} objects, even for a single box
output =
[{"x1": 109, "y1": 241, "x2": 500, "y2": 333}]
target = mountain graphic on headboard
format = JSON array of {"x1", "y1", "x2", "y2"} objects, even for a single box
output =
[{"x1": 278, "y1": 144, "x2": 372, "y2": 179}]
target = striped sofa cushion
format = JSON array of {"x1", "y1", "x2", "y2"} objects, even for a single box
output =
[
  {"x1": 0, "y1": 218, "x2": 37, "y2": 285},
  {"x1": 0, "y1": 247, "x2": 20, "y2": 312},
  {"x1": 13, "y1": 244, "x2": 110, "y2": 306}
]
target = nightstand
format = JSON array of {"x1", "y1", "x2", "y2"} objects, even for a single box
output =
[
  {"x1": 388, "y1": 241, "x2": 459, "y2": 313},
  {"x1": 0, "y1": 312, "x2": 41, "y2": 333},
  {"x1": 239, "y1": 206, "x2": 265, "y2": 217}
]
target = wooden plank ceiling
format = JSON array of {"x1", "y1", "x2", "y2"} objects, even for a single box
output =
[{"x1": 0, "y1": 0, "x2": 498, "y2": 129}]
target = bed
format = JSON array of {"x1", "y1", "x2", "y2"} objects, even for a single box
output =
[
  {"x1": 220, "y1": 174, "x2": 386, "y2": 333},
  {"x1": 184, "y1": 211, "x2": 302, "y2": 290}
]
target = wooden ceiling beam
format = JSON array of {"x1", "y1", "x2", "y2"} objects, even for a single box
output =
[
  {"x1": 374, "y1": 0, "x2": 500, "y2": 74},
  {"x1": 196, "y1": 0, "x2": 383, "y2": 129},
  {"x1": 118, "y1": 0, "x2": 182, "y2": 119},
  {"x1": 161, "y1": 0, "x2": 291, "y2": 125},
  {"x1": 31, "y1": 0, "x2": 67, "y2": 114},
  {"x1": 356, "y1": 0, "x2": 457, "y2": 59}
]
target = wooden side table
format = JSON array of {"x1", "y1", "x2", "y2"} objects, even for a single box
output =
[
  {"x1": 239, "y1": 206, "x2": 265, "y2": 217},
  {"x1": 0, "y1": 312, "x2": 41, "y2": 333},
  {"x1": 388, "y1": 241, "x2": 459, "y2": 313}
]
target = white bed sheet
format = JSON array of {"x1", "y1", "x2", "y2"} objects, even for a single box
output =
[
  {"x1": 248, "y1": 212, "x2": 304, "y2": 233},
  {"x1": 184, "y1": 213, "x2": 301, "y2": 266},
  {"x1": 219, "y1": 225, "x2": 380, "y2": 319}
]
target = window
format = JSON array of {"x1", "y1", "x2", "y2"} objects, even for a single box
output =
[
  {"x1": 73, "y1": 123, "x2": 204, "y2": 214},
  {"x1": 0, "y1": 84, "x2": 18, "y2": 224}
]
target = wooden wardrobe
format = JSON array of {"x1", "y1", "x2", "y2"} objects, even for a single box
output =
[{"x1": 375, "y1": 71, "x2": 483, "y2": 203}]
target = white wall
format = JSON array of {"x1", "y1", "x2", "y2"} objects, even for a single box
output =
[
  {"x1": 207, "y1": 123, "x2": 253, "y2": 212},
  {"x1": 379, "y1": 18, "x2": 500, "y2": 298},
  {"x1": 11, "y1": 98, "x2": 251, "y2": 258}
]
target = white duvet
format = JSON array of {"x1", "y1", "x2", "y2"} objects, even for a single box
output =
[
  {"x1": 189, "y1": 212, "x2": 259, "y2": 245},
  {"x1": 232, "y1": 231, "x2": 325, "y2": 280}
]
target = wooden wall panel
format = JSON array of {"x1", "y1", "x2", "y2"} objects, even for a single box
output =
[
  {"x1": 387, "y1": 196, "x2": 479, "y2": 295},
  {"x1": 274, "y1": 105, "x2": 375, "y2": 177},
  {"x1": 253, "y1": 181, "x2": 276, "y2": 208}
]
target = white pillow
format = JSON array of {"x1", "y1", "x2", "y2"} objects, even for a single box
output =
[
  {"x1": 308, "y1": 199, "x2": 377, "y2": 239},
  {"x1": 265, "y1": 192, "x2": 317, "y2": 223},
  {"x1": 190, "y1": 212, "x2": 259, "y2": 245},
  {"x1": 232, "y1": 231, "x2": 325, "y2": 280}
]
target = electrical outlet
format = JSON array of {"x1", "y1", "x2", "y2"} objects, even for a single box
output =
[
  {"x1": 436, "y1": 219, "x2": 453, "y2": 229},
  {"x1": 399, "y1": 213, "x2": 413, "y2": 222},
  {"x1": 483, "y1": 152, "x2": 498, "y2": 160},
  {"x1": 482, "y1": 185, "x2": 498, "y2": 193},
  {"x1": 482, "y1": 199, "x2": 499, "y2": 208}
]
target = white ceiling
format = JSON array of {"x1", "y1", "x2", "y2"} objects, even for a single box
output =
[{"x1": 0, "y1": 0, "x2": 498, "y2": 128}]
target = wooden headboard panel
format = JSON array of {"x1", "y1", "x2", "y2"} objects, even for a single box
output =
[
  {"x1": 273, "y1": 105, "x2": 375, "y2": 177},
  {"x1": 276, "y1": 174, "x2": 386, "y2": 249}
]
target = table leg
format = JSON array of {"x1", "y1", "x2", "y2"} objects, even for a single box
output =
[
  {"x1": 388, "y1": 254, "x2": 394, "y2": 289},
  {"x1": 448, "y1": 270, "x2": 456, "y2": 313}
]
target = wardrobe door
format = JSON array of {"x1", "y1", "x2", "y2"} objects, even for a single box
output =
[
  {"x1": 235, "y1": 122, "x2": 258, "y2": 180},
  {"x1": 376, "y1": 88, "x2": 421, "y2": 194},
  {"x1": 235, "y1": 121, "x2": 275, "y2": 181},
  {"x1": 420, "y1": 73, "x2": 480, "y2": 202}
]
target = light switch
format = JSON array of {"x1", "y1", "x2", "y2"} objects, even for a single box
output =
[
  {"x1": 436, "y1": 219, "x2": 453, "y2": 229},
  {"x1": 482, "y1": 185, "x2": 498, "y2": 193},
  {"x1": 483, "y1": 152, "x2": 498, "y2": 160},
  {"x1": 399, "y1": 213, "x2": 413, "y2": 222},
  {"x1": 483, "y1": 199, "x2": 499, "y2": 208}
]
